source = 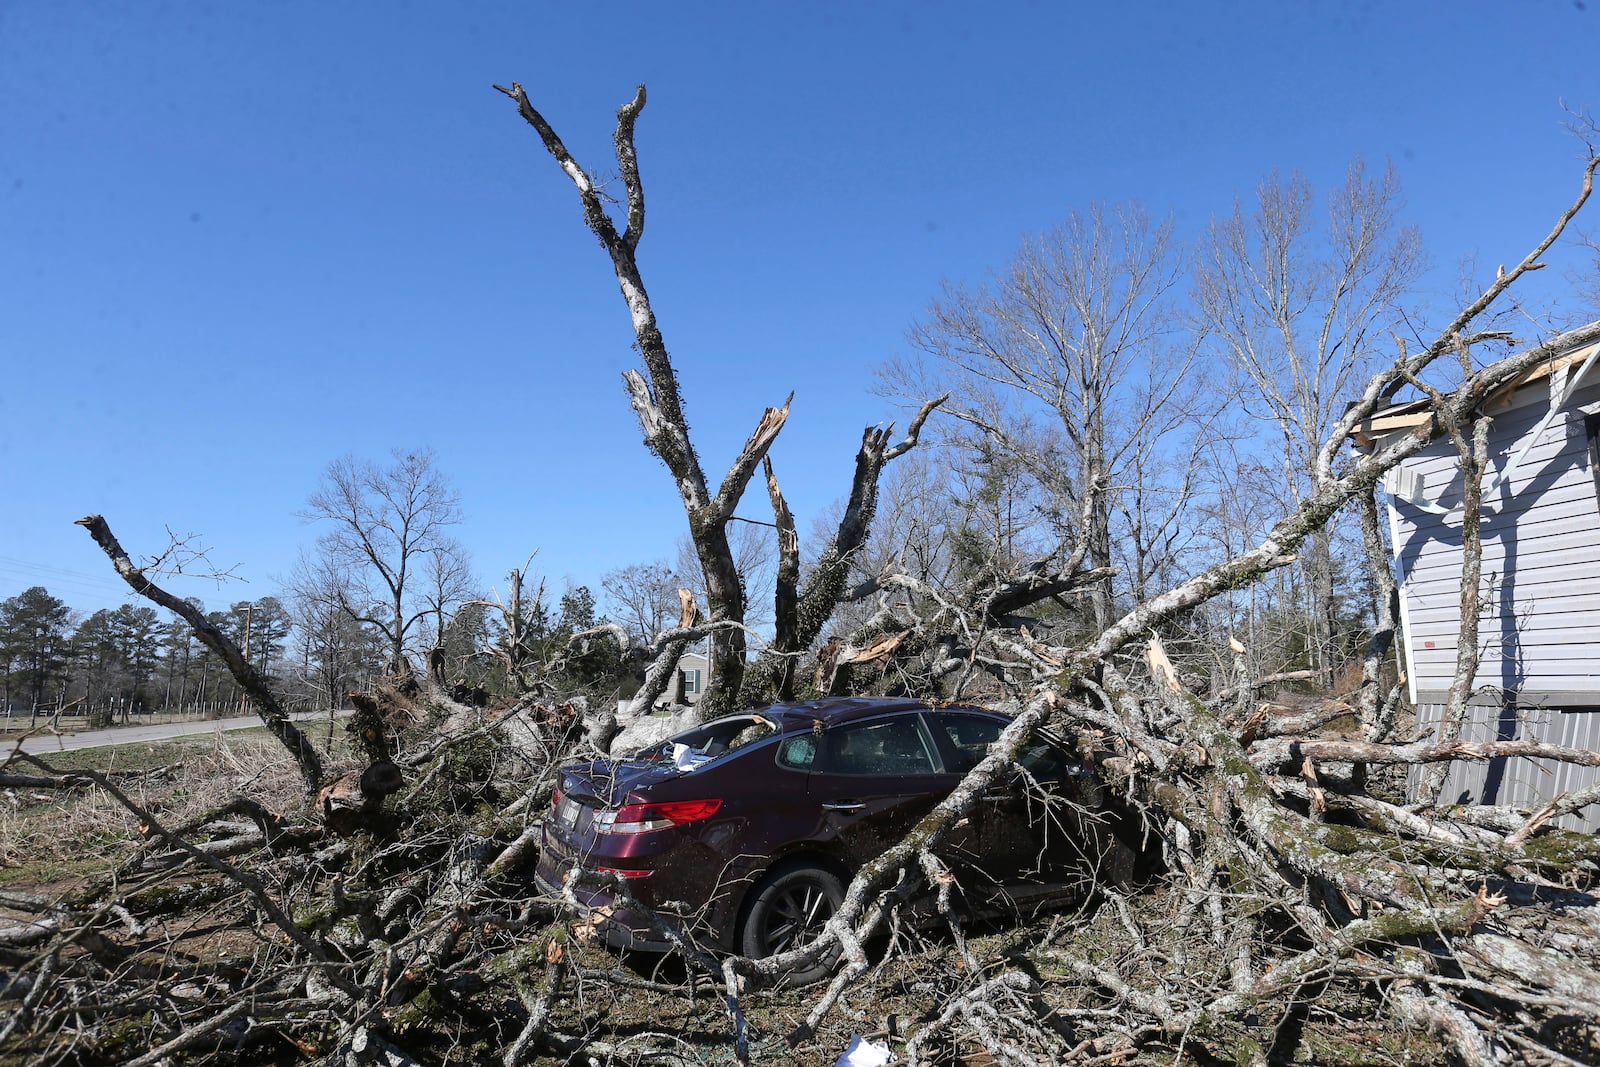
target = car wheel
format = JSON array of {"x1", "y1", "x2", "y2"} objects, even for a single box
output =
[{"x1": 739, "y1": 864, "x2": 845, "y2": 987}]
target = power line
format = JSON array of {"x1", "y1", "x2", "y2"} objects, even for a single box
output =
[
  {"x1": 0, "y1": 557, "x2": 269, "y2": 620},
  {"x1": 0, "y1": 555, "x2": 125, "y2": 584},
  {"x1": 0, "y1": 556, "x2": 131, "y2": 600}
]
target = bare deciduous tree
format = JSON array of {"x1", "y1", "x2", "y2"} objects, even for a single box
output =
[
  {"x1": 420, "y1": 536, "x2": 476, "y2": 653},
  {"x1": 302, "y1": 447, "x2": 468, "y2": 678},
  {"x1": 1195, "y1": 160, "x2": 1426, "y2": 685},
  {"x1": 600, "y1": 560, "x2": 683, "y2": 643},
  {"x1": 284, "y1": 549, "x2": 386, "y2": 708},
  {"x1": 890, "y1": 202, "x2": 1196, "y2": 635}
]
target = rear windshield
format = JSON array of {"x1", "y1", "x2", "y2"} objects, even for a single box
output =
[{"x1": 635, "y1": 714, "x2": 780, "y2": 769}]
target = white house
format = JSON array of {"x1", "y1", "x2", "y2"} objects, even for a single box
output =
[
  {"x1": 674, "y1": 651, "x2": 708, "y2": 706},
  {"x1": 1351, "y1": 329, "x2": 1600, "y2": 829}
]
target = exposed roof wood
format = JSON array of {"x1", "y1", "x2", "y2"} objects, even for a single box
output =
[{"x1": 1348, "y1": 340, "x2": 1600, "y2": 449}]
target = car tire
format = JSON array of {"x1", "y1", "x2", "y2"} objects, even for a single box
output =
[{"x1": 739, "y1": 864, "x2": 845, "y2": 987}]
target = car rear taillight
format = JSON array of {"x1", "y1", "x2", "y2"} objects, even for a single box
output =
[{"x1": 592, "y1": 799, "x2": 723, "y2": 835}]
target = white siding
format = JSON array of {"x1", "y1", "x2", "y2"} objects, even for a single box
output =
[{"x1": 1385, "y1": 376, "x2": 1600, "y2": 704}]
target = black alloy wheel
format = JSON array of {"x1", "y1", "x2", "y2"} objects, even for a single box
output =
[{"x1": 739, "y1": 865, "x2": 845, "y2": 986}]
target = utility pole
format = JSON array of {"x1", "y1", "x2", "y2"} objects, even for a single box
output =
[{"x1": 240, "y1": 603, "x2": 253, "y2": 716}]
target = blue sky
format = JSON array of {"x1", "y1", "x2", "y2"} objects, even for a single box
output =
[{"x1": 2, "y1": 1, "x2": 1597, "y2": 620}]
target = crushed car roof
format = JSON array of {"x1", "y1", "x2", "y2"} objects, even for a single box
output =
[{"x1": 745, "y1": 696, "x2": 989, "y2": 729}]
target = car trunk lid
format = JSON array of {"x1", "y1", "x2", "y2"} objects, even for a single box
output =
[{"x1": 551, "y1": 758, "x2": 681, "y2": 835}]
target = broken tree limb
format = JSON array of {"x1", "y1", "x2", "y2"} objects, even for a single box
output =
[
  {"x1": 1419, "y1": 392, "x2": 1492, "y2": 803},
  {"x1": 17, "y1": 752, "x2": 358, "y2": 998},
  {"x1": 1246, "y1": 735, "x2": 1600, "y2": 772},
  {"x1": 74, "y1": 514, "x2": 324, "y2": 793},
  {"x1": 764, "y1": 456, "x2": 802, "y2": 699},
  {"x1": 708, "y1": 393, "x2": 794, "y2": 526}
]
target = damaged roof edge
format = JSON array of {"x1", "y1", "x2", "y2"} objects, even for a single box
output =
[{"x1": 1347, "y1": 326, "x2": 1600, "y2": 450}]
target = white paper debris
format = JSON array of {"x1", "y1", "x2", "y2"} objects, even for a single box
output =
[
  {"x1": 671, "y1": 743, "x2": 711, "y2": 772},
  {"x1": 835, "y1": 1033, "x2": 895, "y2": 1066}
]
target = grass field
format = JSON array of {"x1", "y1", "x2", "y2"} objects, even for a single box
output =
[{"x1": 1, "y1": 727, "x2": 347, "y2": 891}]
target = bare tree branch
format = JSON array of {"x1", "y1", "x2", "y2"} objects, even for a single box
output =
[{"x1": 74, "y1": 514, "x2": 324, "y2": 792}]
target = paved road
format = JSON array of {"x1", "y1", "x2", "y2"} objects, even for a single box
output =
[{"x1": 4, "y1": 710, "x2": 349, "y2": 755}]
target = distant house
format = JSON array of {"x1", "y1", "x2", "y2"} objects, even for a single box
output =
[
  {"x1": 674, "y1": 651, "x2": 708, "y2": 707},
  {"x1": 614, "y1": 649, "x2": 711, "y2": 716},
  {"x1": 1351, "y1": 331, "x2": 1600, "y2": 830}
]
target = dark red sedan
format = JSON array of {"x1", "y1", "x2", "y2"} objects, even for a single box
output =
[{"x1": 534, "y1": 696, "x2": 1129, "y2": 983}]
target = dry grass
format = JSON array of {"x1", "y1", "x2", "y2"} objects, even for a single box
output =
[{"x1": 0, "y1": 729, "x2": 350, "y2": 893}]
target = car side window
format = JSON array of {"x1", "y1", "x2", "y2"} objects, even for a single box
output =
[
  {"x1": 933, "y1": 712, "x2": 1004, "y2": 774},
  {"x1": 817, "y1": 717, "x2": 936, "y2": 776},
  {"x1": 776, "y1": 735, "x2": 818, "y2": 770}
]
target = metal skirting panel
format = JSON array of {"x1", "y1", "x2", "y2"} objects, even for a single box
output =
[{"x1": 1409, "y1": 701, "x2": 1600, "y2": 832}]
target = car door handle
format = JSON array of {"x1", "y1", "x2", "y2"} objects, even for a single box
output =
[{"x1": 821, "y1": 801, "x2": 865, "y2": 813}]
